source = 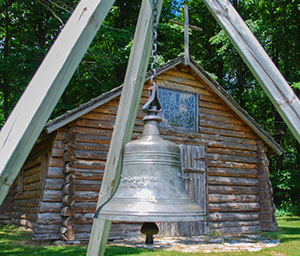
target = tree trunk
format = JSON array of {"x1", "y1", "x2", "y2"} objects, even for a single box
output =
[
  {"x1": 274, "y1": 111, "x2": 286, "y2": 171},
  {"x1": 296, "y1": 142, "x2": 300, "y2": 169},
  {"x1": 271, "y1": 43, "x2": 286, "y2": 171},
  {"x1": 236, "y1": 57, "x2": 245, "y2": 109},
  {"x1": 216, "y1": 61, "x2": 223, "y2": 86}
]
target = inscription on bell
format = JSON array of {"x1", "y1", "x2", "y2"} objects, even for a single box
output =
[{"x1": 120, "y1": 176, "x2": 158, "y2": 188}]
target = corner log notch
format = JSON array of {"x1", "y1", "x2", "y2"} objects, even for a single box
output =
[
  {"x1": 257, "y1": 140, "x2": 277, "y2": 231},
  {"x1": 60, "y1": 126, "x2": 76, "y2": 240}
]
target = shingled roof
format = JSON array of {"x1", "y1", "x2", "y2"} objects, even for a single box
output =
[{"x1": 44, "y1": 56, "x2": 284, "y2": 155}]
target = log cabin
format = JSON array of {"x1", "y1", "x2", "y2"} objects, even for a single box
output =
[{"x1": 0, "y1": 56, "x2": 283, "y2": 241}]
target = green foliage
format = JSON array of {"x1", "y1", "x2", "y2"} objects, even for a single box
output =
[
  {"x1": 291, "y1": 82, "x2": 300, "y2": 90},
  {"x1": 269, "y1": 129, "x2": 300, "y2": 215},
  {"x1": 0, "y1": 0, "x2": 80, "y2": 124},
  {"x1": 276, "y1": 201, "x2": 300, "y2": 217}
]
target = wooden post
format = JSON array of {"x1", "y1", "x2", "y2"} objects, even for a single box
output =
[
  {"x1": 203, "y1": 0, "x2": 300, "y2": 143},
  {"x1": 86, "y1": 0, "x2": 164, "y2": 255},
  {"x1": 0, "y1": 0, "x2": 115, "y2": 205},
  {"x1": 184, "y1": 5, "x2": 190, "y2": 65}
]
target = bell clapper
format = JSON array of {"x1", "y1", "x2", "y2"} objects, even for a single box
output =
[{"x1": 140, "y1": 222, "x2": 159, "y2": 244}]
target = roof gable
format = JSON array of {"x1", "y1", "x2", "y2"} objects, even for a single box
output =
[
  {"x1": 45, "y1": 56, "x2": 283, "y2": 155},
  {"x1": 44, "y1": 57, "x2": 183, "y2": 134}
]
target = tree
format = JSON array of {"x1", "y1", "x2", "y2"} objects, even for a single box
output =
[{"x1": 0, "y1": 0, "x2": 78, "y2": 126}]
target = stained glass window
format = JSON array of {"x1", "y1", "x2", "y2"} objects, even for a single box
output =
[{"x1": 158, "y1": 87, "x2": 198, "y2": 132}]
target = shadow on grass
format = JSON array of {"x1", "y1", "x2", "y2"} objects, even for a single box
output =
[
  {"x1": 265, "y1": 226, "x2": 300, "y2": 243},
  {"x1": 279, "y1": 226, "x2": 300, "y2": 234},
  {"x1": 0, "y1": 245, "x2": 87, "y2": 256},
  {"x1": 281, "y1": 217, "x2": 300, "y2": 222},
  {"x1": 0, "y1": 225, "x2": 31, "y2": 240},
  {"x1": 106, "y1": 246, "x2": 155, "y2": 256},
  {"x1": 0, "y1": 245, "x2": 153, "y2": 256},
  {"x1": 0, "y1": 225, "x2": 152, "y2": 256}
]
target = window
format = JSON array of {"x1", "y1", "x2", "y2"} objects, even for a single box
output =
[{"x1": 158, "y1": 87, "x2": 198, "y2": 132}]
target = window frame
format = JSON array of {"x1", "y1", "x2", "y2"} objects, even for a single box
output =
[{"x1": 157, "y1": 86, "x2": 199, "y2": 133}]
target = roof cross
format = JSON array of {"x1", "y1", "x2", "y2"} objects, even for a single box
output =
[{"x1": 169, "y1": 5, "x2": 202, "y2": 65}]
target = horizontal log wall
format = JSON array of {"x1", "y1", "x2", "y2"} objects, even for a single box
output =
[
  {"x1": 0, "y1": 184, "x2": 14, "y2": 224},
  {"x1": 6, "y1": 132, "x2": 55, "y2": 231},
  {"x1": 68, "y1": 64, "x2": 266, "y2": 240},
  {"x1": 33, "y1": 129, "x2": 68, "y2": 240},
  {"x1": 72, "y1": 107, "x2": 114, "y2": 241}
]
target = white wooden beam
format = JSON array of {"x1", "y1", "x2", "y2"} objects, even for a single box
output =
[
  {"x1": 86, "y1": 0, "x2": 164, "y2": 255},
  {"x1": 202, "y1": 0, "x2": 300, "y2": 143},
  {"x1": 0, "y1": 0, "x2": 115, "y2": 205}
]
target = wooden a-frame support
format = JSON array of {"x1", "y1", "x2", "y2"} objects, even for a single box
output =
[{"x1": 0, "y1": 0, "x2": 299, "y2": 255}]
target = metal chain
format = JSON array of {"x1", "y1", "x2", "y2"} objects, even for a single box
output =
[
  {"x1": 142, "y1": 0, "x2": 161, "y2": 114},
  {"x1": 151, "y1": 0, "x2": 158, "y2": 91}
]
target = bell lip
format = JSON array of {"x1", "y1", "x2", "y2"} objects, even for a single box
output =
[{"x1": 97, "y1": 213, "x2": 207, "y2": 222}]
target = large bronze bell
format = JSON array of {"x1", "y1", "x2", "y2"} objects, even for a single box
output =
[
  {"x1": 97, "y1": 2, "x2": 205, "y2": 238},
  {"x1": 98, "y1": 114, "x2": 205, "y2": 223}
]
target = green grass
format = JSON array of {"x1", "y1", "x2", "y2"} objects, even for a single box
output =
[{"x1": 0, "y1": 217, "x2": 299, "y2": 255}]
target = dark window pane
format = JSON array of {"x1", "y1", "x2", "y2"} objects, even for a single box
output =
[{"x1": 158, "y1": 88, "x2": 197, "y2": 131}]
